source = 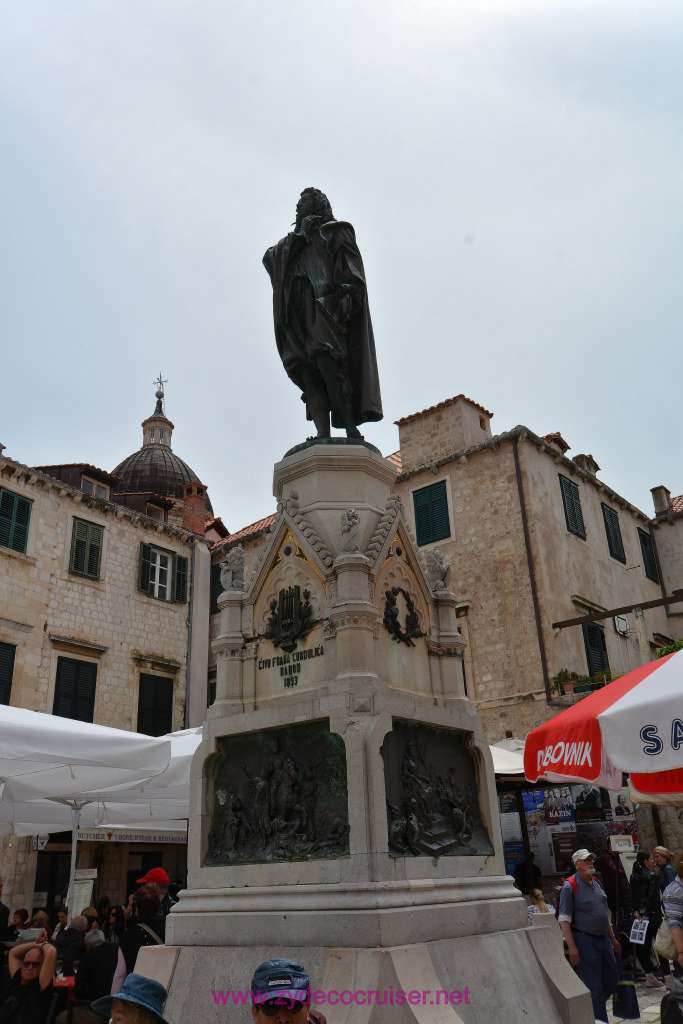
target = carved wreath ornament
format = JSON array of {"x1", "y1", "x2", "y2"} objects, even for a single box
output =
[{"x1": 382, "y1": 586, "x2": 426, "y2": 647}]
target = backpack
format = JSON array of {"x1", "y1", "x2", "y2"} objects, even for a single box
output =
[{"x1": 555, "y1": 874, "x2": 577, "y2": 919}]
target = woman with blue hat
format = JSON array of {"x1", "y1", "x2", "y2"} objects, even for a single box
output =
[{"x1": 91, "y1": 973, "x2": 170, "y2": 1024}]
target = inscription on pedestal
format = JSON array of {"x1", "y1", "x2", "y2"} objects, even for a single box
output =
[
  {"x1": 382, "y1": 720, "x2": 493, "y2": 858},
  {"x1": 204, "y1": 720, "x2": 349, "y2": 866}
]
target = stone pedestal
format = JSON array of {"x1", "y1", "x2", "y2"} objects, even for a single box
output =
[{"x1": 163, "y1": 443, "x2": 592, "y2": 1023}]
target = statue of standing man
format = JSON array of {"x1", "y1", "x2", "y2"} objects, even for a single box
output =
[{"x1": 263, "y1": 188, "x2": 383, "y2": 441}]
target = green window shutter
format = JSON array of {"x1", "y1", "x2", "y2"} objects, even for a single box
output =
[
  {"x1": 210, "y1": 563, "x2": 223, "y2": 614},
  {"x1": 601, "y1": 504, "x2": 625, "y2": 563},
  {"x1": 53, "y1": 657, "x2": 97, "y2": 722},
  {"x1": 0, "y1": 642, "x2": 16, "y2": 705},
  {"x1": 582, "y1": 622, "x2": 610, "y2": 677},
  {"x1": 559, "y1": 476, "x2": 586, "y2": 539},
  {"x1": 638, "y1": 528, "x2": 660, "y2": 583},
  {"x1": 137, "y1": 674, "x2": 173, "y2": 736},
  {"x1": 413, "y1": 481, "x2": 450, "y2": 546},
  {"x1": 0, "y1": 488, "x2": 32, "y2": 554},
  {"x1": 173, "y1": 554, "x2": 188, "y2": 603},
  {"x1": 70, "y1": 520, "x2": 103, "y2": 579},
  {"x1": 138, "y1": 543, "x2": 152, "y2": 593}
]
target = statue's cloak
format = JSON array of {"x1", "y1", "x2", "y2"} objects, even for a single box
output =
[{"x1": 263, "y1": 219, "x2": 383, "y2": 428}]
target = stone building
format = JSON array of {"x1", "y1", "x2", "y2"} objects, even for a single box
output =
[{"x1": 0, "y1": 386, "x2": 211, "y2": 917}]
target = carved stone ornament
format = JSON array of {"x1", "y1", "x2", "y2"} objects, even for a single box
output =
[
  {"x1": 262, "y1": 585, "x2": 315, "y2": 653},
  {"x1": 204, "y1": 721, "x2": 349, "y2": 866},
  {"x1": 220, "y1": 545, "x2": 246, "y2": 592},
  {"x1": 426, "y1": 548, "x2": 452, "y2": 592},
  {"x1": 382, "y1": 586, "x2": 426, "y2": 646},
  {"x1": 382, "y1": 720, "x2": 493, "y2": 859},
  {"x1": 340, "y1": 507, "x2": 360, "y2": 553}
]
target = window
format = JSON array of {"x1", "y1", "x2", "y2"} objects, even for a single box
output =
[
  {"x1": 638, "y1": 528, "x2": 660, "y2": 583},
  {"x1": 601, "y1": 504, "x2": 625, "y2": 563},
  {"x1": 138, "y1": 544, "x2": 188, "y2": 602},
  {"x1": 210, "y1": 563, "x2": 223, "y2": 614},
  {"x1": 81, "y1": 477, "x2": 109, "y2": 500},
  {"x1": 0, "y1": 487, "x2": 32, "y2": 554},
  {"x1": 559, "y1": 475, "x2": 586, "y2": 539},
  {"x1": 69, "y1": 519, "x2": 103, "y2": 579},
  {"x1": 413, "y1": 481, "x2": 450, "y2": 546},
  {"x1": 150, "y1": 428, "x2": 155, "y2": 443},
  {"x1": 137, "y1": 674, "x2": 173, "y2": 736},
  {"x1": 53, "y1": 657, "x2": 97, "y2": 722},
  {"x1": 582, "y1": 622, "x2": 610, "y2": 677},
  {"x1": 0, "y1": 642, "x2": 16, "y2": 704}
]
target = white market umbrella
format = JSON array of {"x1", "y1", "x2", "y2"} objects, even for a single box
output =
[
  {"x1": 0, "y1": 707, "x2": 171, "y2": 917},
  {"x1": 524, "y1": 651, "x2": 683, "y2": 793}
]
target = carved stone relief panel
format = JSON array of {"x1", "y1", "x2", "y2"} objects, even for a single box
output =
[
  {"x1": 381, "y1": 720, "x2": 493, "y2": 858},
  {"x1": 375, "y1": 538, "x2": 430, "y2": 648},
  {"x1": 204, "y1": 720, "x2": 349, "y2": 866}
]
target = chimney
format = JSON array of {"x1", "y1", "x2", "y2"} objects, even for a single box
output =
[
  {"x1": 651, "y1": 485, "x2": 672, "y2": 517},
  {"x1": 182, "y1": 481, "x2": 207, "y2": 536},
  {"x1": 572, "y1": 454, "x2": 600, "y2": 476}
]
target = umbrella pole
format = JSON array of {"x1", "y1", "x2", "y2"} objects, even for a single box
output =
[{"x1": 66, "y1": 803, "x2": 83, "y2": 927}]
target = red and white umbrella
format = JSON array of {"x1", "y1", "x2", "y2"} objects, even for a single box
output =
[{"x1": 524, "y1": 651, "x2": 683, "y2": 793}]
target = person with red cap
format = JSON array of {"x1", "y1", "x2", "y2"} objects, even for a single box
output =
[{"x1": 136, "y1": 868, "x2": 178, "y2": 919}]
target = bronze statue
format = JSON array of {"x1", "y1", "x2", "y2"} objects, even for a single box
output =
[{"x1": 263, "y1": 188, "x2": 383, "y2": 440}]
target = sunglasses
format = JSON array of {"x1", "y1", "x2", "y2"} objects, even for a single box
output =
[
  {"x1": 23, "y1": 960, "x2": 41, "y2": 968},
  {"x1": 256, "y1": 999, "x2": 306, "y2": 1016}
]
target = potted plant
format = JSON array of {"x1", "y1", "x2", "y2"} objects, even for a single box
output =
[{"x1": 551, "y1": 668, "x2": 580, "y2": 696}]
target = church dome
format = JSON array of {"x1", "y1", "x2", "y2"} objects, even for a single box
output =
[{"x1": 112, "y1": 382, "x2": 212, "y2": 513}]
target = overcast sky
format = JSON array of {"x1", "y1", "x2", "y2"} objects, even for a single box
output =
[{"x1": 2, "y1": 0, "x2": 681, "y2": 532}]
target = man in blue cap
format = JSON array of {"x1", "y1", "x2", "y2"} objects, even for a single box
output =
[{"x1": 251, "y1": 959, "x2": 326, "y2": 1024}]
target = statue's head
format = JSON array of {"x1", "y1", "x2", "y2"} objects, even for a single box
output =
[{"x1": 295, "y1": 187, "x2": 334, "y2": 230}]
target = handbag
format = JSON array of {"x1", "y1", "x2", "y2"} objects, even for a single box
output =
[
  {"x1": 612, "y1": 967, "x2": 640, "y2": 1021},
  {"x1": 654, "y1": 914, "x2": 678, "y2": 961}
]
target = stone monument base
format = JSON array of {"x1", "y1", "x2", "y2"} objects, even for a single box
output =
[{"x1": 143, "y1": 914, "x2": 592, "y2": 1023}]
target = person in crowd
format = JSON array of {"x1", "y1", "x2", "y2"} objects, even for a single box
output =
[
  {"x1": 92, "y1": 973, "x2": 170, "y2": 1024},
  {"x1": 0, "y1": 881, "x2": 9, "y2": 938},
  {"x1": 0, "y1": 929, "x2": 56, "y2": 1024},
  {"x1": 250, "y1": 958, "x2": 327, "y2": 1024},
  {"x1": 52, "y1": 906, "x2": 69, "y2": 940},
  {"x1": 513, "y1": 853, "x2": 542, "y2": 895},
  {"x1": 527, "y1": 888, "x2": 554, "y2": 926},
  {"x1": 104, "y1": 906, "x2": 126, "y2": 944},
  {"x1": 629, "y1": 850, "x2": 668, "y2": 987},
  {"x1": 96, "y1": 897, "x2": 110, "y2": 927},
  {"x1": 3, "y1": 908, "x2": 28, "y2": 941},
  {"x1": 655, "y1": 848, "x2": 678, "y2": 891},
  {"x1": 112, "y1": 889, "x2": 165, "y2": 991},
  {"x1": 55, "y1": 929, "x2": 118, "y2": 1024},
  {"x1": 558, "y1": 848, "x2": 621, "y2": 1023},
  {"x1": 136, "y1": 868, "x2": 178, "y2": 918},
  {"x1": 597, "y1": 846, "x2": 629, "y2": 921},
  {"x1": 53, "y1": 914, "x2": 87, "y2": 975},
  {"x1": 663, "y1": 852, "x2": 683, "y2": 991},
  {"x1": 29, "y1": 910, "x2": 51, "y2": 936}
]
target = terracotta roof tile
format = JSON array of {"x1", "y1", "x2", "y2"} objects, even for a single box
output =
[
  {"x1": 541, "y1": 432, "x2": 571, "y2": 454},
  {"x1": 672, "y1": 495, "x2": 683, "y2": 513},
  {"x1": 386, "y1": 450, "x2": 402, "y2": 470},
  {"x1": 212, "y1": 513, "x2": 277, "y2": 549},
  {"x1": 394, "y1": 394, "x2": 493, "y2": 426}
]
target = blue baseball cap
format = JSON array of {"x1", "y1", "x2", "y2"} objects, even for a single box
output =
[
  {"x1": 92, "y1": 973, "x2": 169, "y2": 1023},
  {"x1": 251, "y1": 958, "x2": 310, "y2": 1005}
]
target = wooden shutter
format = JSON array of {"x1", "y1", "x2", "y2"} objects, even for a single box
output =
[
  {"x1": 70, "y1": 520, "x2": 103, "y2": 579},
  {"x1": 582, "y1": 623, "x2": 610, "y2": 677},
  {"x1": 53, "y1": 657, "x2": 97, "y2": 722},
  {"x1": 0, "y1": 488, "x2": 32, "y2": 554},
  {"x1": 559, "y1": 476, "x2": 586, "y2": 538},
  {"x1": 0, "y1": 642, "x2": 15, "y2": 705},
  {"x1": 137, "y1": 674, "x2": 173, "y2": 736},
  {"x1": 173, "y1": 554, "x2": 188, "y2": 603},
  {"x1": 138, "y1": 543, "x2": 152, "y2": 593},
  {"x1": 210, "y1": 563, "x2": 223, "y2": 614},
  {"x1": 413, "y1": 481, "x2": 450, "y2": 546},
  {"x1": 601, "y1": 504, "x2": 625, "y2": 563},
  {"x1": 638, "y1": 529, "x2": 660, "y2": 583}
]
